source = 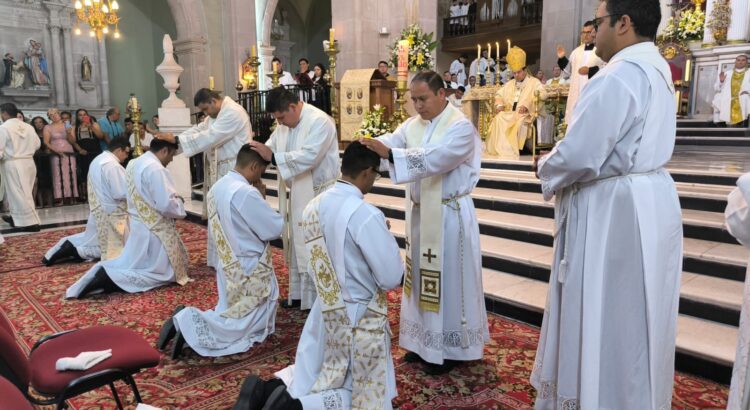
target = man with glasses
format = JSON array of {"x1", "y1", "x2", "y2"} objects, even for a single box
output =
[
  {"x1": 556, "y1": 20, "x2": 605, "y2": 124},
  {"x1": 531, "y1": 1, "x2": 682, "y2": 408}
]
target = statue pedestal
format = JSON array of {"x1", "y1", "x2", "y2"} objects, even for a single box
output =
[
  {"x1": 159, "y1": 106, "x2": 192, "y2": 200},
  {"x1": 689, "y1": 42, "x2": 750, "y2": 119},
  {"x1": 0, "y1": 87, "x2": 52, "y2": 105}
]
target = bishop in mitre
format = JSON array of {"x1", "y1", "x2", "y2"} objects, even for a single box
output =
[
  {"x1": 726, "y1": 173, "x2": 750, "y2": 409},
  {"x1": 43, "y1": 138, "x2": 131, "y2": 266},
  {"x1": 361, "y1": 71, "x2": 488, "y2": 375},
  {"x1": 158, "y1": 145, "x2": 283, "y2": 359},
  {"x1": 485, "y1": 46, "x2": 547, "y2": 159},
  {"x1": 155, "y1": 88, "x2": 252, "y2": 269},
  {"x1": 250, "y1": 86, "x2": 340, "y2": 311},
  {"x1": 66, "y1": 139, "x2": 189, "y2": 298},
  {"x1": 234, "y1": 142, "x2": 403, "y2": 410},
  {"x1": 713, "y1": 54, "x2": 750, "y2": 127}
]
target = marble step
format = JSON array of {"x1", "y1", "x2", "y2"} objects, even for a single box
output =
[
  {"x1": 676, "y1": 136, "x2": 750, "y2": 147},
  {"x1": 676, "y1": 128, "x2": 749, "y2": 137}
]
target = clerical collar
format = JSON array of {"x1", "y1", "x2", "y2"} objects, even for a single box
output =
[
  {"x1": 735, "y1": 68, "x2": 748, "y2": 73},
  {"x1": 584, "y1": 43, "x2": 595, "y2": 51},
  {"x1": 336, "y1": 179, "x2": 364, "y2": 198}
]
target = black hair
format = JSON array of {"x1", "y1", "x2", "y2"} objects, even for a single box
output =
[
  {"x1": 272, "y1": 57, "x2": 281, "y2": 63},
  {"x1": 341, "y1": 141, "x2": 381, "y2": 179},
  {"x1": 30, "y1": 116, "x2": 48, "y2": 132},
  {"x1": 108, "y1": 136, "x2": 131, "y2": 152},
  {"x1": 411, "y1": 71, "x2": 445, "y2": 95},
  {"x1": 149, "y1": 138, "x2": 178, "y2": 153},
  {"x1": 460, "y1": 54, "x2": 468, "y2": 60},
  {"x1": 236, "y1": 143, "x2": 270, "y2": 168},
  {"x1": 106, "y1": 107, "x2": 118, "y2": 117},
  {"x1": 0, "y1": 103, "x2": 19, "y2": 118},
  {"x1": 124, "y1": 117, "x2": 133, "y2": 124},
  {"x1": 583, "y1": 20, "x2": 595, "y2": 28},
  {"x1": 457, "y1": 86, "x2": 466, "y2": 92},
  {"x1": 193, "y1": 88, "x2": 222, "y2": 106},
  {"x1": 298, "y1": 58, "x2": 309, "y2": 64},
  {"x1": 602, "y1": 0, "x2": 661, "y2": 39},
  {"x1": 61, "y1": 111, "x2": 72, "y2": 118},
  {"x1": 265, "y1": 86, "x2": 300, "y2": 113},
  {"x1": 444, "y1": 70, "x2": 451, "y2": 75},
  {"x1": 313, "y1": 63, "x2": 327, "y2": 78},
  {"x1": 378, "y1": 60, "x2": 389, "y2": 66}
]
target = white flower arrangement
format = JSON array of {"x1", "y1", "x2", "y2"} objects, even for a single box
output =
[
  {"x1": 354, "y1": 105, "x2": 393, "y2": 139},
  {"x1": 387, "y1": 24, "x2": 438, "y2": 72}
]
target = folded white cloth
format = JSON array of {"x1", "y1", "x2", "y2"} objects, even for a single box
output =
[
  {"x1": 135, "y1": 404, "x2": 162, "y2": 410},
  {"x1": 55, "y1": 349, "x2": 113, "y2": 371}
]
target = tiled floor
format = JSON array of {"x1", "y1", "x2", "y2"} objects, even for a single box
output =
[{"x1": 0, "y1": 204, "x2": 90, "y2": 237}]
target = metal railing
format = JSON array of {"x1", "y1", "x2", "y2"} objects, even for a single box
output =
[{"x1": 443, "y1": 13, "x2": 477, "y2": 37}]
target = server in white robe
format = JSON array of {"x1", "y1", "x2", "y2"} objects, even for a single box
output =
[
  {"x1": 557, "y1": 21, "x2": 605, "y2": 124},
  {"x1": 250, "y1": 86, "x2": 340, "y2": 311},
  {"x1": 155, "y1": 88, "x2": 252, "y2": 269},
  {"x1": 236, "y1": 141, "x2": 403, "y2": 410},
  {"x1": 43, "y1": 138, "x2": 131, "y2": 266},
  {"x1": 712, "y1": 54, "x2": 750, "y2": 126},
  {"x1": 531, "y1": 5, "x2": 683, "y2": 409},
  {"x1": 361, "y1": 71, "x2": 489, "y2": 375},
  {"x1": 726, "y1": 173, "x2": 750, "y2": 409},
  {"x1": 66, "y1": 139, "x2": 189, "y2": 298},
  {"x1": 158, "y1": 145, "x2": 283, "y2": 359},
  {"x1": 0, "y1": 103, "x2": 41, "y2": 231},
  {"x1": 450, "y1": 55, "x2": 468, "y2": 86}
]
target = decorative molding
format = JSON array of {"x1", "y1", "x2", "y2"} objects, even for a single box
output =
[{"x1": 173, "y1": 37, "x2": 209, "y2": 55}]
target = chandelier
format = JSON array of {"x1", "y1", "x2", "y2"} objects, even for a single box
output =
[{"x1": 73, "y1": 0, "x2": 121, "y2": 40}]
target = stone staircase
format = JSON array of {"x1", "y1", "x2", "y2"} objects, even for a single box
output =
[{"x1": 675, "y1": 119, "x2": 750, "y2": 147}]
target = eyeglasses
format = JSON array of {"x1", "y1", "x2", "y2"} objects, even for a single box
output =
[
  {"x1": 592, "y1": 14, "x2": 622, "y2": 31},
  {"x1": 372, "y1": 167, "x2": 385, "y2": 180}
]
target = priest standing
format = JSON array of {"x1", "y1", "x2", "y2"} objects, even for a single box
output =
[
  {"x1": 531, "y1": 2, "x2": 683, "y2": 408},
  {"x1": 159, "y1": 145, "x2": 283, "y2": 359},
  {"x1": 712, "y1": 54, "x2": 750, "y2": 127},
  {"x1": 155, "y1": 88, "x2": 252, "y2": 269},
  {"x1": 360, "y1": 71, "x2": 488, "y2": 375},
  {"x1": 235, "y1": 142, "x2": 404, "y2": 410},
  {"x1": 66, "y1": 139, "x2": 189, "y2": 298},
  {"x1": 557, "y1": 20, "x2": 605, "y2": 124},
  {"x1": 726, "y1": 173, "x2": 750, "y2": 409},
  {"x1": 250, "y1": 86, "x2": 339, "y2": 311},
  {"x1": 0, "y1": 103, "x2": 41, "y2": 232},
  {"x1": 43, "y1": 137, "x2": 131, "y2": 266}
]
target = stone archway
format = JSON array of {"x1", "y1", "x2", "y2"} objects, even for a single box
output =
[{"x1": 166, "y1": 0, "x2": 210, "y2": 108}]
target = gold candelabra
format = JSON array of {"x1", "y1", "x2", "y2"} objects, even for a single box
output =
[
  {"x1": 74, "y1": 0, "x2": 120, "y2": 40},
  {"x1": 243, "y1": 56, "x2": 261, "y2": 91},
  {"x1": 127, "y1": 94, "x2": 144, "y2": 157},
  {"x1": 391, "y1": 80, "x2": 409, "y2": 128},
  {"x1": 324, "y1": 41, "x2": 340, "y2": 127},
  {"x1": 267, "y1": 67, "x2": 280, "y2": 89}
]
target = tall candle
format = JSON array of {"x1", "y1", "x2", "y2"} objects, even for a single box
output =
[
  {"x1": 495, "y1": 42, "x2": 500, "y2": 61},
  {"x1": 477, "y1": 44, "x2": 481, "y2": 61},
  {"x1": 487, "y1": 43, "x2": 491, "y2": 60},
  {"x1": 507, "y1": 39, "x2": 511, "y2": 51},
  {"x1": 209, "y1": 76, "x2": 215, "y2": 90},
  {"x1": 397, "y1": 39, "x2": 410, "y2": 82},
  {"x1": 251, "y1": 45, "x2": 256, "y2": 57},
  {"x1": 272, "y1": 61, "x2": 279, "y2": 73},
  {"x1": 329, "y1": 28, "x2": 335, "y2": 45}
]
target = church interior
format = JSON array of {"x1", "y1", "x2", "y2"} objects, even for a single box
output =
[{"x1": 0, "y1": 0, "x2": 749, "y2": 408}]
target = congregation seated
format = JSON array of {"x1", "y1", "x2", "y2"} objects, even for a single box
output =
[
  {"x1": 43, "y1": 137, "x2": 131, "y2": 266},
  {"x1": 485, "y1": 46, "x2": 547, "y2": 159},
  {"x1": 158, "y1": 144, "x2": 283, "y2": 359},
  {"x1": 65, "y1": 138, "x2": 189, "y2": 299}
]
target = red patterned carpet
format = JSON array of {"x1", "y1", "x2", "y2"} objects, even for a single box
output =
[{"x1": 0, "y1": 222, "x2": 730, "y2": 409}]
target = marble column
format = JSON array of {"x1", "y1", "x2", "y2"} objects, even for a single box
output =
[
  {"x1": 97, "y1": 38, "x2": 110, "y2": 108},
  {"x1": 259, "y1": 44, "x2": 275, "y2": 89},
  {"x1": 703, "y1": 0, "x2": 716, "y2": 44},
  {"x1": 49, "y1": 25, "x2": 66, "y2": 106},
  {"x1": 62, "y1": 28, "x2": 77, "y2": 107},
  {"x1": 174, "y1": 37, "x2": 209, "y2": 110},
  {"x1": 728, "y1": 0, "x2": 750, "y2": 42}
]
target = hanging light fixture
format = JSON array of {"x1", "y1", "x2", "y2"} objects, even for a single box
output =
[{"x1": 74, "y1": 0, "x2": 121, "y2": 41}]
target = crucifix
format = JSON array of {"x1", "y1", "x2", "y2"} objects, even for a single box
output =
[{"x1": 423, "y1": 248, "x2": 437, "y2": 263}]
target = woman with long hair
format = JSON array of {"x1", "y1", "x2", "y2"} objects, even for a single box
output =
[
  {"x1": 311, "y1": 63, "x2": 330, "y2": 111},
  {"x1": 31, "y1": 116, "x2": 53, "y2": 207},
  {"x1": 44, "y1": 109, "x2": 79, "y2": 205},
  {"x1": 69, "y1": 108, "x2": 104, "y2": 198}
]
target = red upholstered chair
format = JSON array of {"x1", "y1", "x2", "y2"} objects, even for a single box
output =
[
  {"x1": 0, "y1": 323, "x2": 161, "y2": 409},
  {"x1": 0, "y1": 375, "x2": 33, "y2": 410}
]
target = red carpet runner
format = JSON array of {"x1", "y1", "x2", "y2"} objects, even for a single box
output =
[{"x1": 0, "y1": 222, "x2": 729, "y2": 409}]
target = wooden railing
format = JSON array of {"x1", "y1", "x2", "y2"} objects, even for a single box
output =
[{"x1": 442, "y1": 0, "x2": 542, "y2": 39}]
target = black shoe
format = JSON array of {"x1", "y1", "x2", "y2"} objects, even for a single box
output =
[
  {"x1": 157, "y1": 305, "x2": 186, "y2": 350},
  {"x1": 261, "y1": 386, "x2": 301, "y2": 410},
  {"x1": 16, "y1": 224, "x2": 40, "y2": 233},
  {"x1": 280, "y1": 299, "x2": 301, "y2": 309},
  {"x1": 2, "y1": 215, "x2": 14, "y2": 227},
  {"x1": 171, "y1": 330, "x2": 186, "y2": 360},
  {"x1": 232, "y1": 375, "x2": 266, "y2": 410},
  {"x1": 41, "y1": 257, "x2": 51, "y2": 266},
  {"x1": 423, "y1": 359, "x2": 460, "y2": 376},
  {"x1": 403, "y1": 351, "x2": 426, "y2": 364},
  {"x1": 45, "y1": 240, "x2": 81, "y2": 266},
  {"x1": 78, "y1": 267, "x2": 123, "y2": 298}
]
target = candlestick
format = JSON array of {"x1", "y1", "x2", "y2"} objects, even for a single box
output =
[
  {"x1": 495, "y1": 42, "x2": 500, "y2": 62},
  {"x1": 251, "y1": 45, "x2": 256, "y2": 57},
  {"x1": 487, "y1": 43, "x2": 491, "y2": 58},
  {"x1": 127, "y1": 94, "x2": 144, "y2": 157},
  {"x1": 209, "y1": 76, "x2": 215, "y2": 90},
  {"x1": 329, "y1": 28, "x2": 335, "y2": 46},
  {"x1": 507, "y1": 39, "x2": 511, "y2": 51},
  {"x1": 323, "y1": 40, "x2": 340, "y2": 128},
  {"x1": 477, "y1": 44, "x2": 481, "y2": 62}
]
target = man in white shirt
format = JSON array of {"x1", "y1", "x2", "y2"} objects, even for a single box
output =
[
  {"x1": 464, "y1": 75, "x2": 477, "y2": 93},
  {"x1": 532, "y1": 2, "x2": 682, "y2": 408},
  {"x1": 557, "y1": 20, "x2": 605, "y2": 124},
  {"x1": 250, "y1": 86, "x2": 339, "y2": 311},
  {"x1": 265, "y1": 57, "x2": 297, "y2": 89},
  {"x1": 448, "y1": 86, "x2": 465, "y2": 108},
  {"x1": 546, "y1": 65, "x2": 569, "y2": 85},
  {"x1": 378, "y1": 60, "x2": 391, "y2": 79},
  {"x1": 130, "y1": 121, "x2": 154, "y2": 151},
  {"x1": 450, "y1": 54, "x2": 468, "y2": 85},
  {"x1": 43, "y1": 137, "x2": 131, "y2": 266},
  {"x1": 0, "y1": 103, "x2": 41, "y2": 232}
]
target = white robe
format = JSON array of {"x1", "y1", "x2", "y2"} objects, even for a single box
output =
[
  {"x1": 450, "y1": 59, "x2": 467, "y2": 85},
  {"x1": 563, "y1": 44, "x2": 605, "y2": 124},
  {"x1": 266, "y1": 103, "x2": 340, "y2": 310},
  {"x1": 726, "y1": 173, "x2": 750, "y2": 409},
  {"x1": 713, "y1": 69, "x2": 750, "y2": 124},
  {"x1": 173, "y1": 171, "x2": 283, "y2": 357},
  {"x1": 66, "y1": 151, "x2": 187, "y2": 297},
  {"x1": 0, "y1": 118, "x2": 40, "y2": 227},
  {"x1": 45, "y1": 151, "x2": 128, "y2": 260},
  {"x1": 545, "y1": 77, "x2": 569, "y2": 85},
  {"x1": 533, "y1": 42, "x2": 682, "y2": 409},
  {"x1": 378, "y1": 104, "x2": 489, "y2": 364},
  {"x1": 178, "y1": 96, "x2": 252, "y2": 269},
  {"x1": 275, "y1": 181, "x2": 403, "y2": 409}
]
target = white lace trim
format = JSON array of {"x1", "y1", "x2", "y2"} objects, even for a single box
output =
[{"x1": 399, "y1": 319, "x2": 485, "y2": 350}]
